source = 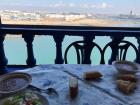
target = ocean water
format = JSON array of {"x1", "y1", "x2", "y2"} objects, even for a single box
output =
[{"x1": 4, "y1": 35, "x2": 138, "y2": 65}]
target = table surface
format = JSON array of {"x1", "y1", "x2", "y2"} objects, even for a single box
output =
[{"x1": 5, "y1": 64, "x2": 140, "y2": 105}]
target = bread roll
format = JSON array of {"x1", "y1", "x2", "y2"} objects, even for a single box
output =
[
  {"x1": 83, "y1": 71, "x2": 102, "y2": 80},
  {"x1": 117, "y1": 74, "x2": 137, "y2": 82},
  {"x1": 117, "y1": 80, "x2": 137, "y2": 94},
  {"x1": 127, "y1": 82, "x2": 137, "y2": 93}
]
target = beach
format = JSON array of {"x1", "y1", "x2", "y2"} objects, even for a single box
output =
[{"x1": 2, "y1": 18, "x2": 127, "y2": 26}]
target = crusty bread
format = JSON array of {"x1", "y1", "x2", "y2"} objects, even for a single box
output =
[
  {"x1": 117, "y1": 80, "x2": 137, "y2": 94},
  {"x1": 117, "y1": 74, "x2": 137, "y2": 82},
  {"x1": 83, "y1": 71, "x2": 102, "y2": 80}
]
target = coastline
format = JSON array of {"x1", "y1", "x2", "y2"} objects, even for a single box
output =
[{"x1": 2, "y1": 18, "x2": 125, "y2": 26}]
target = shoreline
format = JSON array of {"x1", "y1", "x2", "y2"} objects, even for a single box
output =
[{"x1": 2, "y1": 18, "x2": 128, "y2": 26}]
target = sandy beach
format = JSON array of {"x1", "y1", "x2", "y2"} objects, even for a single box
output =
[{"x1": 1, "y1": 18, "x2": 124, "y2": 26}]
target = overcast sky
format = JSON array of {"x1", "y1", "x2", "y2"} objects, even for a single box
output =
[{"x1": 0, "y1": 0, "x2": 140, "y2": 14}]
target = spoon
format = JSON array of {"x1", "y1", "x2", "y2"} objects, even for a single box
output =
[{"x1": 28, "y1": 85, "x2": 59, "y2": 97}]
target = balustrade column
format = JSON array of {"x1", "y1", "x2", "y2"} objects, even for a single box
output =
[
  {"x1": 82, "y1": 36, "x2": 95, "y2": 64},
  {"x1": 108, "y1": 36, "x2": 124, "y2": 64},
  {"x1": 22, "y1": 34, "x2": 36, "y2": 67},
  {"x1": 0, "y1": 35, "x2": 8, "y2": 74},
  {"x1": 53, "y1": 35, "x2": 65, "y2": 64},
  {"x1": 0, "y1": 17, "x2": 8, "y2": 74},
  {"x1": 136, "y1": 37, "x2": 140, "y2": 63}
]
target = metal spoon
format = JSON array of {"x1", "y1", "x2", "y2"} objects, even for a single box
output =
[{"x1": 28, "y1": 85, "x2": 59, "y2": 97}]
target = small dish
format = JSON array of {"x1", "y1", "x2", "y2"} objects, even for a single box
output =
[
  {"x1": 113, "y1": 60, "x2": 139, "y2": 74},
  {"x1": 0, "y1": 72, "x2": 32, "y2": 94}
]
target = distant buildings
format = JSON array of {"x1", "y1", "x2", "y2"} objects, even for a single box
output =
[
  {"x1": 0, "y1": 10, "x2": 87, "y2": 21},
  {"x1": 65, "y1": 14, "x2": 86, "y2": 21},
  {"x1": 45, "y1": 13, "x2": 86, "y2": 21},
  {"x1": 0, "y1": 10, "x2": 41, "y2": 21},
  {"x1": 118, "y1": 10, "x2": 140, "y2": 19},
  {"x1": 0, "y1": 9, "x2": 140, "y2": 22}
]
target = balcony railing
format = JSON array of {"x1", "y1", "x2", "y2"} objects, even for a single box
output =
[{"x1": 1, "y1": 21, "x2": 140, "y2": 74}]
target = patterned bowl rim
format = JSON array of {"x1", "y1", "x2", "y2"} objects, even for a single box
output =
[
  {"x1": 0, "y1": 72, "x2": 32, "y2": 94},
  {"x1": 112, "y1": 60, "x2": 139, "y2": 73}
]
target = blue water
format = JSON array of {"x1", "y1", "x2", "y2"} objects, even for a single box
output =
[
  {"x1": 4, "y1": 36, "x2": 83, "y2": 64},
  {"x1": 4, "y1": 35, "x2": 138, "y2": 65}
]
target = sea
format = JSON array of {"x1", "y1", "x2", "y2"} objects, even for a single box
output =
[{"x1": 4, "y1": 24, "x2": 140, "y2": 65}]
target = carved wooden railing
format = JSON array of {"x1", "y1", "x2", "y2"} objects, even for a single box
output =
[{"x1": 1, "y1": 21, "x2": 140, "y2": 74}]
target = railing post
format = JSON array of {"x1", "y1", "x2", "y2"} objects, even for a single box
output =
[
  {"x1": 53, "y1": 35, "x2": 65, "y2": 64},
  {"x1": 109, "y1": 36, "x2": 124, "y2": 64},
  {"x1": 83, "y1": 36, "x2": 95, "y2": 64},
  {"x1": 136, "y1": 37, "x2": 140, "y2": 63},
  {"x1": 0, "y1": 17, "x2": 8, "y2": 74},
  {"x1": 0, "y1": 35, "x2": 8, "y2": 74},
  {"x1": 22, "y1": 34, "x2": 36, "y2": 67}
]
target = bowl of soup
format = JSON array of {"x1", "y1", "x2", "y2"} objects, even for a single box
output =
[{"x1": 0, "y1": 72, "x2": 32, "y2": 94}]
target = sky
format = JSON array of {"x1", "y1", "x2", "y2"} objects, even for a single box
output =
[{"x1": 0, "y1": 0, "x2": 140, "y2": 14}]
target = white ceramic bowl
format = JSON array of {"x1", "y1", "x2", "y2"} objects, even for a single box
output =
[
  {"x1": 113, "y1": 60, "x2": 139, "y2": 74},
  {"x1": 0, "y1": 72, "x2": 32, "y2": 94}
]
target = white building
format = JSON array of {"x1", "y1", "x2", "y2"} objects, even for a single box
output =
[
  {"x1": 46, "y1": 14, "x2": 65, "y2": 19},
  {"x1": 65, "y1": 14, "x2": 86, "y2": 21}
]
